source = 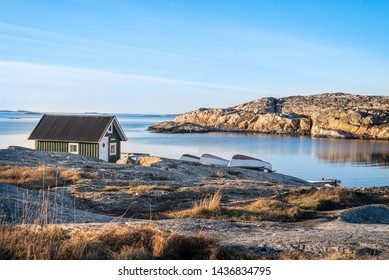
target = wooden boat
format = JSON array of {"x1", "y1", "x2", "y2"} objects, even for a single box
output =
[
  {"x1": 200, "y1": 153, "x2": 229, "y2": 167},
  {"x1": 180, "y1": 154, "x2": 200, "y2": 163},
  {"x1": 229, "y1": 154, "x2": 273, "y2": 172}
]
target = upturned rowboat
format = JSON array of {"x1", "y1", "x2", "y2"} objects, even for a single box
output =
[
  {"x1": 229, "y1": 154, "x2": 273, "y2": 172},
  {"x1": 180, "y1": 154, "x2": 201, "y2": 163},
  {"x1": 200, "y1": 153, "x2": 230, "y2": 167}
]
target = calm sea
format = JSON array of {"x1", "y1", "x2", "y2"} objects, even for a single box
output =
[{"x1": 0, "y1": 112, "x2": 388, "y2": 187}]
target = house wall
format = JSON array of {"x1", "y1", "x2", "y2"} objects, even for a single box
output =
[
  {"x1": 36, "y1": 141, "x2": 99, "y2": 159},
  {"x1": 106, "y1": 126, "x2": 121, "y2": 163},
  {"x1": 79, "y1": 143, "x2": 99, "y2": 158},
  {"x1": 36, "y1": 141, "x2": 67, "y2": 153}
]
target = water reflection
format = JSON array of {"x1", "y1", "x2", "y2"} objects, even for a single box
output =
[{"x1": 311, "y1": 138, "x2": 389, "y2": 166}]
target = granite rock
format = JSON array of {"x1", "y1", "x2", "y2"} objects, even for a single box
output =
[{"x1": 149, "y1": 93, "x2": 389, "y2": 140}]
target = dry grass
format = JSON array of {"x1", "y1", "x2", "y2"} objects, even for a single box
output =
[
  {"x1": 277, "y1": 249, "x2": 378, "y2": 260},
  {"x1": 1, "y1": 223, "x2": 379, "y2": 260},
  {"x1": 169, "y1": 190, "x2": 222, "y2": 219},
  {"x1": 169, "y1": 192, "x2": 304, "y2": 222},
  {"x1": 100, "y1": 185, "x2": 175, "y2": 194},
  {"x1": 0, "y1": 224, "x2": 220, "y2": 260},
  {"x1": 124, "y1": 185, "x2": 175, "y2": 195},
  {"x1": 225, "y1": 199, "x2": 304, "y2": 222},
  {"x1": 101, "y1": 186, "x2": 122, "y2": 192},
  {"x1": 284, "y1": 187, "x2": 387, "y2": 211},
  {"x1": 0, "y1": 165, "x2": 90, "y2": 190}
]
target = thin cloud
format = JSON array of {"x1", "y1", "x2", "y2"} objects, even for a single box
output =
[
  {"x1": 0, "y1": 21, "x2": 216, "y2": 64},
  {"x1": 0, "y1": 60, "x2": 267, "y2": 113}
]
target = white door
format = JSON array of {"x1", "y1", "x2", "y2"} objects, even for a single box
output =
[{"x1": 99, "y1": 137, "x2": 109, "y2": 161}]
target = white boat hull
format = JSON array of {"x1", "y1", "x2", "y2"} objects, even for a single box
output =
[
  {"x1": 229, "y1": 154, "x2": 272, "y2": 172},
  {"x1": 180, "y1": 154, "x2": 200, "y2": 163},
  {"x1": 200, "y1": 153, "x2": 229, "y2": 167}
]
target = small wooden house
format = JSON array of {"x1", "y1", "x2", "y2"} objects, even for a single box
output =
[{"x1": 28, "y1": 114, "x2": 127, "y2": 163}]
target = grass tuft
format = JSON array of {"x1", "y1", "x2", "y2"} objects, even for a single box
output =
[{"x1": 169, "y1": 190, "x2": 222, "y2": 219}]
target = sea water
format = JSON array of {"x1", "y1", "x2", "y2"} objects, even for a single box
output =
[{"x1": 0, "y1": 112, "x2": 388, "y2": 187}]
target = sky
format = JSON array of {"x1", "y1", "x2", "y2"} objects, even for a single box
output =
[{"x1": 0, "y1": 0, "x2": 389, "y2": 113}]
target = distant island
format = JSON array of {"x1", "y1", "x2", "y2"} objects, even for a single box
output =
[
  {"x1": 0, "y1": 110, "x2": 42, "y2": 115},
  {"x1": 149, "y1": 93, "x2": 389, "y2": 140}
]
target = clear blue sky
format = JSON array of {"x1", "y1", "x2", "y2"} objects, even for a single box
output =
[{"x1": 1, "y1": 0, "x2": 388, "y2": 113}]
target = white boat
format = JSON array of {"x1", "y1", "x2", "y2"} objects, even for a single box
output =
[
  {"x1": 200, "y1": 153, "x2": 230, "y2": 167},
  {"x1": 180, "y1": 154, "x2": 200, "y2": 163},
  {"x1": 229, "y1": 154, "x2": 273, "y2": 172}
]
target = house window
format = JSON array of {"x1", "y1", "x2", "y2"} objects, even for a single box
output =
[
  {"x1": 110, "y1": 143, "x2": 117, "y2": 156},
  {"x1": 108, "y1": 124, "x2": 113, "y2": 134},
  {"x1": 69, "y1": 143, "x2": 79, "y2": 154}
]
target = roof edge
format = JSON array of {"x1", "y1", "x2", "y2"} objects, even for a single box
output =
[
  {"x1": 97, "y1": 116, "x2": 127, "y2": 142},
  {"x1": 28, "y1": 113, "x2": 47, "y2": 140}
]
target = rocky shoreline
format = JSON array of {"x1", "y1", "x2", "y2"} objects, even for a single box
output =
[
  {"x1": 148, "y1": 93, "x2": 389, "y2": 140},
  {"x1": 1, "y1": 146, "x2": 389, "y2": 259}
]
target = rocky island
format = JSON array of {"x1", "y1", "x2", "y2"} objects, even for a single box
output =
[
  {"x1": 1, "y1": 146, "x2": 388, "y2": 260},
  {"x1": 149, "y1": 93, "x2": 389, "y2": 140}
]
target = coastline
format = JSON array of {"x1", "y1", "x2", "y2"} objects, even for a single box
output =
[
  {"x1": 1, "y1": 146, "x2": 388, "y2": 260},
  {"x1": 148, "y1": 93, "x2": 389, "y2": 140}
]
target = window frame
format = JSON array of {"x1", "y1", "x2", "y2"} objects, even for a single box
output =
[
  {"x1": 109, "y1": 142, "x2": 117, "y2": 156},
  {"x1": 68, "y1": 143, "x2": 79, "y2": 154}
]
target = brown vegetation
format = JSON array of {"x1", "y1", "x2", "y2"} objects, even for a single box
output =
[
  {"x1": 0, "y1": 165, "x2": 91, "y2": 190},
  {"x1": 168, "y1": 187, "x2": 389, "y2": 222},
  {"x1": 169, "y1": 191, "x2": 304, "y2": 222},
  {"x1": 169, "y1": 190, "x2": 222, "y2": 219},
  {"x1": 0, "y1": 223, "x2": 380, "y2": 260},
  {"x1": 225, "y1": 199, "x2": 303, "y2": 222},
  {"x1": 276, "y1": 250, "x2": 377, "y2": 260},
  {"x1": 124, "y1": 185, "x2": 175, "y2": 195},
  {"x1": 100, "y1": 185, "x2": 175, "y2": 194},
  {"x1": 284, "y1": 187, "x2": 389, "y2": 211},
  {"x1": 0, "y1": 224, "x2": 220, "y2": 260}
]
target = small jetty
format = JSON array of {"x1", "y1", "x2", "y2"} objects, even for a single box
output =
[{"x1": 308, "y1": 179, "x2": 342, "y2": 187}]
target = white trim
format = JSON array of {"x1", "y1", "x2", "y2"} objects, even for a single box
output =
[
  {"x1": 97, "y1": 117, "x2": 127, "y2": 143},
  {"x1": 68, "y1": 143, "x2": 79, "y2": 154},
  {"x1": 114, "y1": 117, "x2": 128, "y2": 141},
  {"x1": 109, "y1": 143, "x2": 117, "y2": 156},
  {"x1": 107, "y1": 123, "x2": 113, "y2": 134}
]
